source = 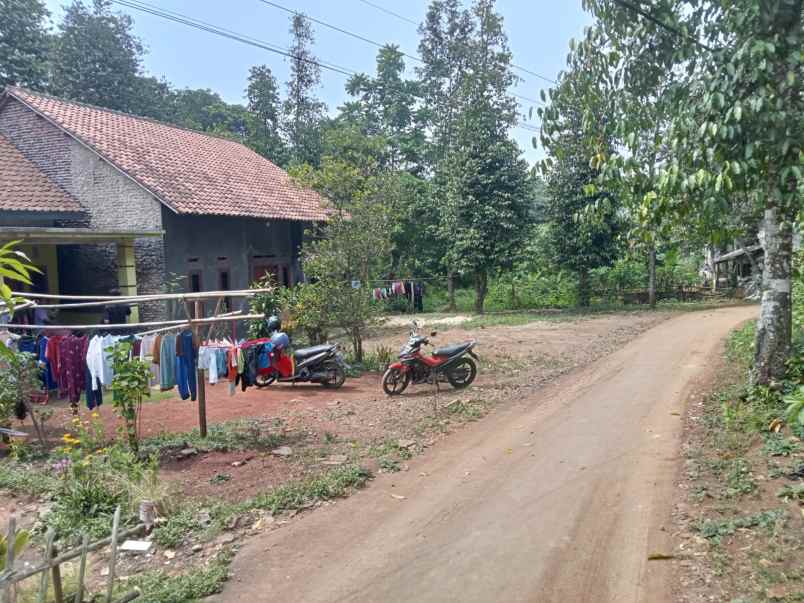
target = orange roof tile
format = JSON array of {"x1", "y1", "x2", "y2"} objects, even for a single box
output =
[
  {"x1": 5, "y1": 87, "x2": 330, "y2": 221},
  {"x1": 0, "y1": 133, "x2": 83, "y2": 213}
]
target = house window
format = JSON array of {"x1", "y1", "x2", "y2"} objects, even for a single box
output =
[
  {"x1": 219, "y1": 270, "x2": 231, "y2": 311},
  {"x1": 189, "y1": 271, "x2": 202, "y2": 293},
  {"x1": 188, "y1": 270, "x2": 204, "y2": 315}
]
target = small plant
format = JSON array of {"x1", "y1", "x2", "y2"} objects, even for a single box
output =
[
  {"x1": 776, "y1": 483, "x2": 804, "y2": 501},
  {"x1": 0, "y1": 528, "x2": 30, "y2": 571},
  {"x1": 723, "y1": 459, "x2": 757, "y2": 498},
  {"x1": 695, "y1": 509, "x2": 786, "y2": 543},
  {"x1": 110, "y1": 341, "x2": 152, "y2": 453},
  {"x1": 378, "y1": 457, "x2": 401, "y2": 472},
  {"x1": 210, "y1": 473, "x2": 232, "y2": 485},
  {"x1": 784, "y1": 386, "x2": 804, "y2": 428},
  {"x1": 762, "y1": 434, "x2": 800, "y2": 457}
]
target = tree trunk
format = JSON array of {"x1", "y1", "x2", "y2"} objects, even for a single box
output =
[
  {"x1": 510, "y1": 279, "x2": 519, "y2": 310},
  {"x1": 753, "y1": 204, "x2": 794, "y2": 384},
  {"x1": 474, "y1": 271, "x2": 488, "y2": 314},
  {"x1": 648, "y1": 246, "x2": 657, "y2": 308},
  {"x1": 447, "y1": 272, "x2": 456, "y2": 312},
  {"x1": 577, "y1": 267, "x2": 590, "y2": 307},
  {"x1": 352, "y1": 326, "x2": 363, "y2": 363}
]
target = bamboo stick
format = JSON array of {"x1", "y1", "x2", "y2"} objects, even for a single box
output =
[
  {"x1": 0, "y1": 313, "x2": 265, "y2": 332},
  {"x1": 3, "y1": 517, "x2": 16, "y2": 603},
  {"x1": 4, "y1": 525, "x2": 143, "y2": 584},
  {"x1": 36, "y1": 531, "x2": 54, "y2": 603},
  {"x1": 74, "y1": 534, "x2": 88, "y2": 603},
  {"x1": 105, "y1": 508, "x2": 121, "y2": 603},
  {"x1": 7, "y1": 288, "x2": 271, "y2": 305},
  {"x1": 137, "y1": 311, "x2": 242, "y2": 337},
  {"x1": 50, "y1": 544, "x2": 64, "y2": 603}
]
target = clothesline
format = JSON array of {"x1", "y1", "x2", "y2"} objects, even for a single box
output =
[
  {"x1": 0, "y1": 313, "x2": 265, "y2": 332},
  {"x1": 136, "y1": 310, "x2": 244, "y2": 337},
  {"x1": 4, "y1": 288, "x2": 272, "y2": 310}
]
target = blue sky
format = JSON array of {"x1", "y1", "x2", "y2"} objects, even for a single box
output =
[{"x1": 42, "y1": 0, "x2": 592, "y2": 163}]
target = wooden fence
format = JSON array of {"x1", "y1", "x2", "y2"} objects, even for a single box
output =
[{"x1": 1, "y1": 507, "x2": 142, "y2": 603}]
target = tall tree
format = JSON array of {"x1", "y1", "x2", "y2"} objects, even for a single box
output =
[
  {"x1": 50, "y1": 0, "x2": 143, "y2": 112},
  {"x1": 0, "y1": 0, "x2": 50, "y2": 89},
  {"x1": 246, "y1": 64, "x2": 287, "y2": 165},
  {"x1": 583, "y1": 0, "x2": 803, "y2": 383},
  {"x1": 282, "y1": 14, "x2": 326, "y2": 166},
  {"x1": 434, "y1": 0, "x2": 532, "y2": 313},
  {"x1": 540, "y1": 82, "x2": 621, "y2": 307},
  {"x1": 345, "y1": 45, "x2": 425, "y2": 172}
]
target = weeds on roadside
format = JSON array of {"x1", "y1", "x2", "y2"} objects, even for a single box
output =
[
  {"x1": 695, "y1": 509, "x2": 787, "y2": 544},
  {"x1": 138, "y1": 419, "x2": 285, "y2": 458},
  {"x1": 153, "y1": 465, "x2": 371, "y2": 548},
  {"x1": 121, "y1": 549, "x2": 234, "y2": 603}
]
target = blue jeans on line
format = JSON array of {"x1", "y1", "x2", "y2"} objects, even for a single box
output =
[{"x1": 176, "y1": 330, "x2": 197, "y2": 401}]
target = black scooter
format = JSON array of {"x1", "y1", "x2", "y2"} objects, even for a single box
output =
[{"x1": 255, "y1": 337, "x2": 349, "y2": 389}]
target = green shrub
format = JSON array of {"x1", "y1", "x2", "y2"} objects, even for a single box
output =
[{"x1": 124, "y1": 550, "x2": 233, "y2": 603}]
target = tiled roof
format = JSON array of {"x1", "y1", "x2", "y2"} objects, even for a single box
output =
[
  {"x1": 4, "y1": 87, "x2": 330, "y2": 221},
  {"x1": 0, "y1": 133, "x2": 83, "y2": 213}
]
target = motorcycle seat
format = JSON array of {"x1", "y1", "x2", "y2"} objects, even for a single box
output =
[
  {"x1": 432, "y1": 342, "x2": 473, "y2": 357},
  {"x1": 294, "y1": 344, "x2": 333, "y2": 360}
]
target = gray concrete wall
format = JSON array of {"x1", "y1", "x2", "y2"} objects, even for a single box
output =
[
  {"x1": 162, "y1": 209, "x2": 306, "y2": 315},
  {"x1": 0, "y1": 98, "x2": 167, "y2": 320}
]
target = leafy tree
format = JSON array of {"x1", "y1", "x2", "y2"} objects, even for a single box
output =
[
  {"x1": 292, "y1": 150, "x2": 397, "y2": 360},
  {"x1": 246, "y1": 64, "x2": 287, "y2": 165},
  {"x1": 345, "y1": 45, "x2": 425, "y2": 172},
  {"x1": 424, "y1": 0, "x2": 531, "y2": 313},
  {"x1": 0, "y1": 0, "x2": 50, "y2": 88},
  {"x1": 582, "y1": 0, "x2": 803, "y2": 383},
  {"x1": 282, "y1": 14, "x2": 326, "y2": 167},
  {"x1": 540, "y1": 81, "x2": 621, "y2": 307},
  {"x1": 50, "y1": 0, "x2": 144, "y2": 112}
]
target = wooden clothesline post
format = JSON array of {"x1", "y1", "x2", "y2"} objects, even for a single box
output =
[{"x1": 194, "y1": 300, "x2": 207, "y2": 438}]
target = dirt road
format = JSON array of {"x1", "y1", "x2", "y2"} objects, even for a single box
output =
[{"x1": 215, "y1": 306, "x2": 755, "y2": 603}]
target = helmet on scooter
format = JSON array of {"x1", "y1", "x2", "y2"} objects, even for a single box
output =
[{"x1": 265, "y1": 315, "x2": 282, "y2": 334}]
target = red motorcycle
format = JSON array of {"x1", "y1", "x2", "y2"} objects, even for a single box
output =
[{"x1": 382, "y1": 321, "x2": 479, "y2": 396}]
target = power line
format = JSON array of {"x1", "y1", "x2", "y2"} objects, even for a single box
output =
[
  {"x1": 254, "y1": 0, "x2": 547, "y2": 105},
  {"x1": 112, "y1": 0, "x2": 547, "y2": 118},
  {"x1": 256, "y1": 0, "x2": 423, "y2": 65},
  {"x1": 611, "y1": 0, "x2": 711, "y2": 51},
  {"x1": 353, "y1": 0, "x2": 557, "y2": 85},
  {"x1": 357, "y1": 0, "x2": 419, "y2": 26},
  {"x1": 111, "y1": 0, "x2": 356, "y2": 77}
]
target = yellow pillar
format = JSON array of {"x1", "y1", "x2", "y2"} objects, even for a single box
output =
[{"x1": 116, "y1": 241, "x2": 139, "y2": 322}]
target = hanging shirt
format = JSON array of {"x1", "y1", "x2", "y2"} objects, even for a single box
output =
[
  {"x1": 197, "y1": 346, "x2": 219, "y2": 385},
  {"x1": 159, "y1": 334, "x2": 177, "y2": 390}
]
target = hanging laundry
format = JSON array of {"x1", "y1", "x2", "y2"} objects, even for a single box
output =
[
  {"x1": 197, "y1": 346, "x2": 219, "y2": 385},
  {"x1": 57, "y1": 335, "x2": 88, "y2": 405},
  {"x1": 36, "y1": 335, "x2": 57, "y2": 391},
  {"x1": 175, "y1": 330, "x2": 197, "y2": 401},
  {"x1": 159, "y1": 334, "x2": 176, "y2": 391}
]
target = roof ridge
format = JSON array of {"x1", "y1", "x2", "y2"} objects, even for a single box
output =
[{"x1": 5, "y1": 85, "x2": 250, "y2": 147}]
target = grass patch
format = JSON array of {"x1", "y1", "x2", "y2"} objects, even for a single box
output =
[
  {"x1": 694, "y1": 509, "x2": 787, "y2": 544},
  {"x1": 122, "y1": 549, "x2": 233, "y2": 603},
  {"x1": 153, "y1": 464, "x2": 370, "y2": 548},
  {"x1": 0, "y1": 462, "x2": 61, "y2": 497},
  {"x1": 139, "y1": 419, "x2": 285, "y2": 458}
]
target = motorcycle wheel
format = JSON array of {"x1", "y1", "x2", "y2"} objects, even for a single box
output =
[
  {"x1": 321, "y1": 363, "x2": 346, "y2": 389},
  {"x1": 446, "y1": 357, "x2": 477, "y2": 389},
  {"x1": 255, "y1": 374, "x2": 277, "y2": 388},
  {"x1": 382, "y1": 367, "x2": 410, "y2": 396}
]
